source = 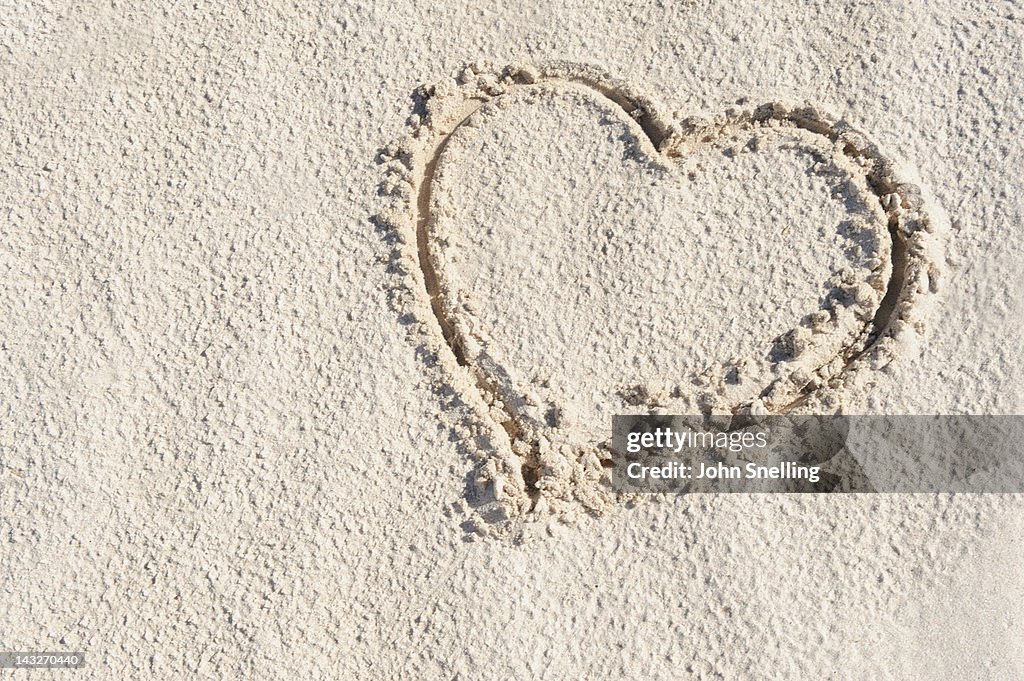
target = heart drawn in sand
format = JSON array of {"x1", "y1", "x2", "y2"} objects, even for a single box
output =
[{"x1": 376, "y1": 61, "x2": 946, "y2": 529}]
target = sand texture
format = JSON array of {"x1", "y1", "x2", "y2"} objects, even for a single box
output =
[{"x1": 2, "y1": 1, "x2": 1023, "y2": 678}]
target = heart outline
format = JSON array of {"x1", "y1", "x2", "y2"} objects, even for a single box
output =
[{"x1": 376, "y1": 61, "x2": 947, "y2": 532}]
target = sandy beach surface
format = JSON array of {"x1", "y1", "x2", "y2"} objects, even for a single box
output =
[{"x1": 2, "y1": 1, "x2": 1023, "y2": 678}]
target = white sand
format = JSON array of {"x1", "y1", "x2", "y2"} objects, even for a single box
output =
[{"x1": 1, "y1": 1, "x2": 1022, "y2": 678}]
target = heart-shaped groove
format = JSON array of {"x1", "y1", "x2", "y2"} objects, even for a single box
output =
[{"x1": 376, "y1": 61, "x2": 947, "y2": 532}]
